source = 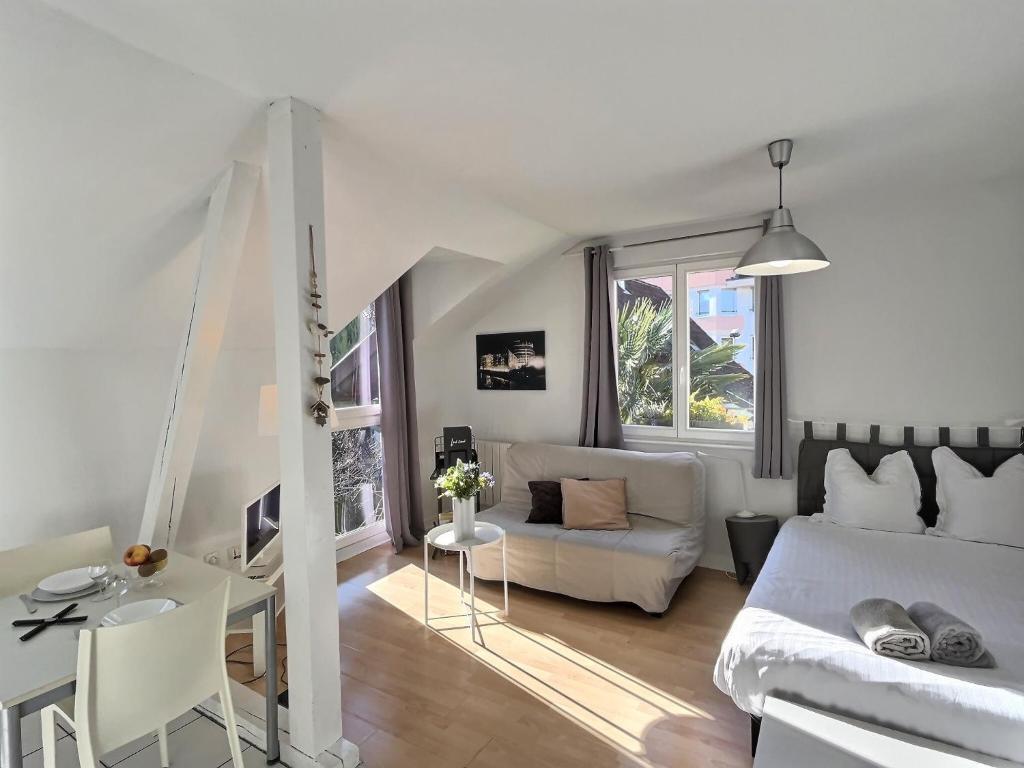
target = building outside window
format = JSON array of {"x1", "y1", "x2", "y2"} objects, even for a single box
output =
[
  {"x1": 330, "y1": 304, "x2": 384, "y2": 540},
  {"x1": 613, "y1": 258, "x2": 756, "y2": 442}
]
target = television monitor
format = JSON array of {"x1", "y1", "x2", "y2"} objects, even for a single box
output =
[{"x1": 242, "y1": 483, "x2": 281, "y2": 570}]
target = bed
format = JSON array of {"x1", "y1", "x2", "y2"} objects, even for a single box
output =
[{"x1": 713, "y1": 424, "x2": 1024, "y2": 763}]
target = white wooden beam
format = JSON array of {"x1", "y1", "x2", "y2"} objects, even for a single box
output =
[
  {"x1": 266, "y1": 97, "x2": 347, "y2": 762},
  {"x1": 139, "y1": 161, "x2": 260, "y2": 548}
]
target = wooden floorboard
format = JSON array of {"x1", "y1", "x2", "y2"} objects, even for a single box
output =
[{"x1": 227, "y1": 544, "x2": 752, "y2": 768}]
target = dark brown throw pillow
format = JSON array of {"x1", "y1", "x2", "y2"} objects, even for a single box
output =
[{"x1": 526, "y1": 480, "x2": 563, "y2": 524}]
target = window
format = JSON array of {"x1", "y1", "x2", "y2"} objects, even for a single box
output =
[
  {"x1": 330, "y1": 304, "x2": 384, "y2": 538},
  {"x1": 720, "y1": 287, "x2": 737, "y2": 314},
  {"x1": 614, "y1": 258, "x2": 756, "y2": 442},
  {"x1": 696, "y1": 289, "x2": 711, "y2": 316}
]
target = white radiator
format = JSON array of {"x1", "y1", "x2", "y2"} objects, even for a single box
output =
[{"x1": 476, "y1": 439, "x2": 511, "y2": 509}]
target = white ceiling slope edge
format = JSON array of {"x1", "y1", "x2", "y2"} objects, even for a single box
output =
[{"x1": 40, "y1": 0, "x2": 1024, "y2": 235}]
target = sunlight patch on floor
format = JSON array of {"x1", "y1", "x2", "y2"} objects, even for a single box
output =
[{"x1": 366, "y1": 563, "x2": 714, "y2": 766}]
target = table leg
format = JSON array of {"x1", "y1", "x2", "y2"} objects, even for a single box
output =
[
  {"x1": 502, "y1": 534, "x2": 509, "y2": 617},
  {"x1": 1, "y1": 703, "x2": 22, "y2": 768},
  {"x1": 264, "y1": 595, "x2": 279, "y2": 765},
  {"x1": 423, "y1": 538, "x2": 429, "y2": 625},
  {"x1": 468, "y1": 550, "x2": 481, "y2": 645},
  {"x1": 459, "y1": 551, "x2": 465, "y2": 605}
]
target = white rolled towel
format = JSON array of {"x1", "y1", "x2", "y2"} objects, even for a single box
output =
[{"x1": 850, "y1": 598, "x2": 930, "y2": 660}]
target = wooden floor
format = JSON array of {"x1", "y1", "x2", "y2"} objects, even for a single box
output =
[{"x1": 227, "y1": 544, "x2": 752, "y2": 768}]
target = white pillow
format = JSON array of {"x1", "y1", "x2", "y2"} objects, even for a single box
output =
[
  {"x1": 823, "y1": 448, "x2": 924, "y2": 533},
  {"x1": 931, "y1": 446, "x2": 1024, "y2": 547}
]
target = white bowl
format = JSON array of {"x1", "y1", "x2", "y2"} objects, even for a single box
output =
[
  {"x1": 38, "y1": 567, "x2": 98, "y2": 595},
  {"x1": 101, "y1": 598, "x2": 178, "y2": 627}
]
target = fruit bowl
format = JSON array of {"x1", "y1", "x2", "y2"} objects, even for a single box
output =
[{"x1": 122, "y1": 545, "x2": 169, "y2": 589}]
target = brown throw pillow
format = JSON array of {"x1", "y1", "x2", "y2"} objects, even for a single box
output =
[{"x1": 561, "y1": 478, "x2": 630, "y2": 530}]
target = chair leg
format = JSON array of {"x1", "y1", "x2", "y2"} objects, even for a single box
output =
[
  {"x1": 41, "y1": 706, "x2": 58, "y2": 768},
  {"x1": 158, "y1": 724, "x2": 169, "y2": 767},
  {"x1": 221, "y1": 689, "x2": 245, "y2": 768}
]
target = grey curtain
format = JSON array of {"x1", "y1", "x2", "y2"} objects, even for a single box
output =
[
  {"x1": 579, "y1": 245, "x2": 625, "y2": 449},
  {"x1": 375, "y1": 274, "x2": 423, "y2": 551},
  {"x1": 752, "y1": 275, "x2": 792, "y2": 479}
]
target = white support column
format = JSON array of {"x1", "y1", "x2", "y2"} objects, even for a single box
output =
[
  {"x1": 139, "y1": 161, "x2": 260, "y2": 548},
  {"x1": 266, "y1": 97, "x2": 346, "y2": 762}
]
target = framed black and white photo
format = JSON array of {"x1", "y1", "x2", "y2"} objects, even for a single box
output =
[{"x1": 476, "y1": 331, "x2": 546, "y2": 390}]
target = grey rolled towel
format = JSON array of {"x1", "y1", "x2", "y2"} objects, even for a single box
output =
[
  {"x1": 907, "y1": 601, "x2": 996, "y2": 668},
  {"x1": 850, "y1": 598, "x2": 930, "y2": 660}
]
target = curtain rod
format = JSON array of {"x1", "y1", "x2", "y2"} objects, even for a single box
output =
[
  {"x1": 608, "y1": 224, "x2": 763, "y2": 253},
  {"x1": 564, "y1": 223, "x2": 764, "y2": 256}
]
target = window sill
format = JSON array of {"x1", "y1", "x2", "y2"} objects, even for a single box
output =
[
  {"x1": 624, "y1": 435, "x2": 755, "y2": 452},
  {"x1": 335, "y1": 521, "x2": 388, "y2": 561}
]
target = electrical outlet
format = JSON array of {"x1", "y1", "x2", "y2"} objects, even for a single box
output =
[{"x1": 204, "y1": 552, "x2": 219, "y2": 565}]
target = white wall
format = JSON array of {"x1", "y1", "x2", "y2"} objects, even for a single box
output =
[
  {"x1": 0, "y1": 349, "x2": 175, "y2": 552},
  {"x1": 414, "y1": 174, "x2": 1024, "y2": 570}
]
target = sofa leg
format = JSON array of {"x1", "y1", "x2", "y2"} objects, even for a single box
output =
[
  {"x1": 750, "y1": 715, "x2": 761, "y2": 757},
  {"x1": 646, "y1": 611, "x2": 664, "y2": 618}
]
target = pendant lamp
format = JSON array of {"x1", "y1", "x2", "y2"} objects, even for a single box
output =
[{"x1": 736, "y1": 139, "x2": 829, "y2": 276}]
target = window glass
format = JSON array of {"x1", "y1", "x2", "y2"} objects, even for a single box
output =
[
  {"x1": 615, "y1": 275, "x2": 674, "y2": 428},
  {"x1": 332, "y1": 425, "x2": 384, "y2": 535},
  {"x1": 720, "y1": 287, "x2": 737, "y2": 314},
  {"x1": 687, "y1": 269, "x2": 755, "y2": 432},
  {"x1": 330, "y1": 304, "x2": 379, "y2": 408},
  {"x1": 696, "y1": 289, "x2": 711, "y2": 316}
]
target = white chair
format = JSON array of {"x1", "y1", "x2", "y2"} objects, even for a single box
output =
[
  {"x1": 0, "y1": 526, "x2": 114, "y2": 597},
  {"x1": 41, "y1": 580, "x2": 245, "y2": 768}
]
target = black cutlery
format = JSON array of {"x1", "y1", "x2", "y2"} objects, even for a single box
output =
[{"x1": 14, "y1": 602, "x2": 85, "y2": 641}]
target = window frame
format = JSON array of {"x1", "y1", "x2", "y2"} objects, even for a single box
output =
[
  {"x1": 612, "y1": 265, "x2": 678, "y2": 440},
  {"x1": 331, "y1": 305, "x2": 385, "y2": 545},
  {"x1": 614, "y1": 253, "x2": 757, "y2": 447}
]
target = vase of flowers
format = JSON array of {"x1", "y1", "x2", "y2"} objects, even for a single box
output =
[{"x1": 434, "y1": 460, "x2": 495, "y2": 541}]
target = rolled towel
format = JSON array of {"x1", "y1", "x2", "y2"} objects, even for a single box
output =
[
  {"x1": 907, "y1": 601, "x2": 996, "y2": 668},
  {"x1": 850, "y1": 598, "x2": 930, "y2": 660}
]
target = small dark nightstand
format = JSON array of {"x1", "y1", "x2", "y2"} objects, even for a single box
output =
[{"x1": 726, "y1": 514, "x2": 779, "y2": 585}]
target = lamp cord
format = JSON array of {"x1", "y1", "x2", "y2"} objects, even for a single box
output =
[{"x1": 778, "y1": 165, "x2": 783, "y2": 209}]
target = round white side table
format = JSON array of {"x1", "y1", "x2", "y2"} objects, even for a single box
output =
[{"x1": 424, "y1": 521, "x2": 508, "y2": 644}]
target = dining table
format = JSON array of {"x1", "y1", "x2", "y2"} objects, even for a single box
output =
[{"x1": 0, "y1": 552, "x2": 279, "y2": 768}]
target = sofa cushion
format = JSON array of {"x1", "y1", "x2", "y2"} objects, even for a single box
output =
[
  {"x1": 501, "y1": 442, "x2": 704, "y2": 527},
  {"x1": 474, "y1": 502, "x2": 704, "y2": 613},
  {"x1": 526, "y1": 480, "x2": 563, "y2": 524}
]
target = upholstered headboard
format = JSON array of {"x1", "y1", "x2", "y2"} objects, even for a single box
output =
[{"x1": 797, "y1": 422, "x2": 1024, "y2": 527}]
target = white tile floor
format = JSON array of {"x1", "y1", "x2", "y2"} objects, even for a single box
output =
[{"x1": 19, "y1": 708, "x2": 267, "y2": 768}]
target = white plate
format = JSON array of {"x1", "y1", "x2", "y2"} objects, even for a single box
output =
[
  {"x1": 101, "y1": 599, "x2": 178, "y2": 627},
  {"x1": 38, "y1": 567, "x2": 98, "y2": 595},
  {"x1": 31, "y1": 583, "x2": 101, "y2": 602}
]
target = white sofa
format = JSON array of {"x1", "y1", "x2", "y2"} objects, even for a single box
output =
[{"x1": 472, "y1": 442, "x2": 705, "y2": 614}]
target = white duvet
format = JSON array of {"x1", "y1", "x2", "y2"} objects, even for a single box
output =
[{"x1": 714, "y1": 516, "x2": 1024, "y2": 762}]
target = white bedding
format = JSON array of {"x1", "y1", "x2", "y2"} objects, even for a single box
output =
[{"x1": 714, "y1": 515, "x2": 1024, "y2": 762}]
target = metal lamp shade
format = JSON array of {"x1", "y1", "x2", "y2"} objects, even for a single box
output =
[{"x1": 736, "y1": 207, "x2": 829, "y2": 276}]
